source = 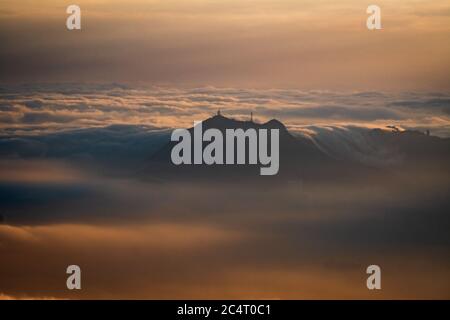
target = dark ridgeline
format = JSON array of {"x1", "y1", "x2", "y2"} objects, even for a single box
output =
[{"x1": 144, "y1": 113, "x2": 378, "y2": 184}]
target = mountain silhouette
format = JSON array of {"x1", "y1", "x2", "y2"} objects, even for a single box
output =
[{"x1": 144, "y1": 114, "x2": 376, "y2": 183}]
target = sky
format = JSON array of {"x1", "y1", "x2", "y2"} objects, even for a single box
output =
[{"x1": 0, "y1": 0, "x2": 449, "y2": 90}]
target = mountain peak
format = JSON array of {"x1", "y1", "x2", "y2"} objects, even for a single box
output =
[{"x1": 202, "y1": 114, "x2": 288, "y2": 133}]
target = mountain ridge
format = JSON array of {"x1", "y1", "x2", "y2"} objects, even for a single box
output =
[{"x1": 145, "y1": 114, "x2": 368, "y2": 183}]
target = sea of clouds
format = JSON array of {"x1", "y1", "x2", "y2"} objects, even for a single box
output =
[{"x1": 1, "y1": 84, "x2": 449, "y2": 137}]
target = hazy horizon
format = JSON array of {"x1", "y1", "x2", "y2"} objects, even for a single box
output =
[{"x1": 1, "y1": 0, "x2": 449, "y2": 90}]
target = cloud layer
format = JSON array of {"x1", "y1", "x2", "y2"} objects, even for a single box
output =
[
  {"x1": 0, "y1": 166, "x2": 449, "y2": 299},
  {"x1": 1, "y1": 84, "x2": 449, "y2": 137}
]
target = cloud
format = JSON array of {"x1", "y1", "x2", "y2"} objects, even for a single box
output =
[
  {"x1": 290, "y1": 125, "x2": 405, "y2": 166},
  {"x1": 21, "y1": 111, "x2": 80, "y2": 124},
  {"x1": 257, "y1": 105, "x2": 403, "y2": 121},
  {"x1": 0, "y1": 176, "x2": 449, "y2": 299},
  {"x1": 0, "y1": 125, "x2": 170, "y2": 176},
  {"x1": 0, "y1": 293, "x2": 60, "y2": 300},
  {"x1": 0, "y1": 85, "x2": 449, "y2": 137},
  {"x1": 0, "y1": 84, "x2": 449, "y2": 173}
]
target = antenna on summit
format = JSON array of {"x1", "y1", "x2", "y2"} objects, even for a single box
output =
[
  {"x1": 217, "y1": 109, "x2": 221, "y2": 116},
  {"x1": 250, "y1": 111, "x2": 253, "y2": 123}
]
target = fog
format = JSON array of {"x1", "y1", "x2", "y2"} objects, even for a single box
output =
[{"x1": 1, "y1": 155, "x2": 449, "y2": 299}]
